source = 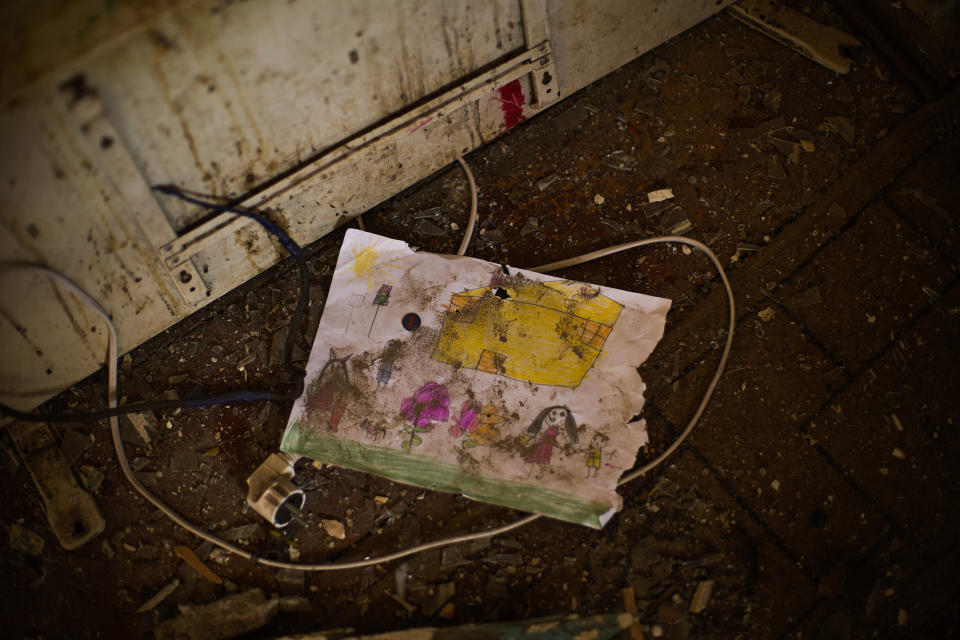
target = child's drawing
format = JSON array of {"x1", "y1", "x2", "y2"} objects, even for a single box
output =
[
  {"x1": 399, "y1": 381, "x2": 450, "y2": 452},
  {"x1": 337, "y1": 236, "x2": 407, "y2": 290},
  {"x1": 585, "y1": 432, "x2": 610, "y2": 478},
  {"x1": 523, "y1": 405, "x2": 579, "y2": 477},
  {"x1": 363, "y1": 420, "x2": 386, "y2": 440},
  {"x1": 375, "y1": 360, "x2": 394, "y2": 390},
  {"x1": 367, "y1": 284, "x2": 392, "y2": 337},
  {"x1": 450, "y1": 401, "x2": 507, "y2": 448},
  {"x1": 343, "y1": 293, "x2": 365, "y2": 333},
  {"x1": 281, "y1": 229, "x2": 673, "y2": 529},
  {"x1": 432, "y1": 281, "x2": 623, "y2": 388},
  {"x1": 306, "y1": 349, "x2": 353, "y2": 431},
  {"x1": 375, "y1": 340, "x2": 404, "y2": 390}
]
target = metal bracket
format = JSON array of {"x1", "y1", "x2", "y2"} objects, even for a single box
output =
[
  {"x1": 7, "y1": 421, "x2": 105, "y2": 550},
  {"x1": 729, "y1": 0, "x2": 861, "y2": 74}
]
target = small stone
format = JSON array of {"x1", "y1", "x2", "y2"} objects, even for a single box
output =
[
  {"x1": 891, "y1": 414, "x2": 904, "y2": 431},
  {"x1": 770, "y1": 479, "x2": 781, "y2": 491},
  {"x1": 136, "y1": 579, "x2": 180, "y2": 614},
  {"x1": 154, "y1": 589, "x2": 279, "y2": 640},
  {"x1": 647, "y1": 188, "x2": 674, "y2": 203},
  {"x1": 374, "y1": 496, "x2": 389, "y2": 505},
  {"x1": 768, "y1": 155, "x2": 786, "y2": 180},
  {"x1": 520, "y1": 217, "x2": 539, "y2": 236},
  {"x1": 418, "y1": 220, "x2": 445, "y2": 237},
  {"x1": 758, "y1": 307, "x2": 775, "y2": 322},
  {"x1": 681, "y1": 245, "x2": 691, "y2": 255},
  {"x1": 321, "y1": 519, "x2": 346, "y2": 540},
  {"x1": 594, "y1": 194, "x2": 605, "y2": 205},
  {"x1": 892, "y1": 448, "x2": 906, "y2": 459},
  {"x1": 9, "y1": 523, "x2": 44, "y2": 555},
  {"x1": 537, "y1": 173, "x2": 559, "y2": 191},
  {"x1": 827, "y1": 203, "x2": 846, "y2": 218},
  {"x1": 79, "y1": 464, "x2": 104, "y2": 492},
  {"x1": 690, "y1": 579, "x2": 715, "y2": 613},
  {"x1": 658, "y1": 604, "x2": 683, "y2": 624},
  {"x1": 821, "y1": 116, "x2": 855, "y2": 144}
]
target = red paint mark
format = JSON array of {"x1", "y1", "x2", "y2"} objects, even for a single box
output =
[
  {"x1": 497, "y1": 79, "x2": 527, "y2": 130},
  {"x1": 408, "y1": 116, "x2": 434, "y2": 134}
]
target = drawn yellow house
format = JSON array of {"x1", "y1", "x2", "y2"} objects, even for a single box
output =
[{"x1": 431, "y1": 280, "x2": 623, "y2": 388}]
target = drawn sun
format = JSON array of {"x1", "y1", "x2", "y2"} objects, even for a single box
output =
[{"x1": 337, "y1": 238, "x2": 406, "y2": 290}]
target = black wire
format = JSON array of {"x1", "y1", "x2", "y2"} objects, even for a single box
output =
[{"x1": 0, "y1": 186, "x2": 312, "y2": 424}]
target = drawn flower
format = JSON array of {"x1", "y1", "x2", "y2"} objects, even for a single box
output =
[
  {"x1": 400, "y1": 381, "x2": 450, "y2": 428},
  {"x1": 450, "y1": 400, "x2": 480, "y2": 436}
]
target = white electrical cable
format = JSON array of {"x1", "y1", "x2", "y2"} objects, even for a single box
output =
[
  {"x1": 353, "y1": 155, "x2": 473, "y2": 254},
  {"x1": 455, "y1": 157, "x2": 478, "y2": 257},
  {"x1": 4, "y1": 158, "x2": 734, "y2": 572},
  {"x1": 534, "y1": 235, "x2": 735, "y2": 485}
]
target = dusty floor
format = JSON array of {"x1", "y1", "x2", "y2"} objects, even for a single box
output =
[{"x1": 3, "y1": 4, "x2": 959, "y2": 639}]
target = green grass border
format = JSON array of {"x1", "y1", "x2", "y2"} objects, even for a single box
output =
[{"x1": 281, "y1": 422, "x2": 610, "y2": 528}]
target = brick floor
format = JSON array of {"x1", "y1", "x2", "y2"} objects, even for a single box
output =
[{"x1": 775, "y1": 201, "x2": 953, "y2": 371}]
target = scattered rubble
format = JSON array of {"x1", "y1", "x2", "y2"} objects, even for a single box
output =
[
  {"x1": 154, "y1": 589, "x2": 280, "y2": 640},
  {"x1": 647, "y1": 188, "x2": 674, "y2": 203},
  {"x1": 137, "y1": 579, "x2": 179, "y2": 614},
  {"x1": 321, "y1": 519, "x2": 346, "y2": 540},
  {"x1": 9, "y1": 523, "x2": 44, "y2": 555},
  {"x1": 174, "y1": 545, "x2": 223, "y2": 585}
]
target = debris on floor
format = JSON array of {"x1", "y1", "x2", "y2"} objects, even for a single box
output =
[
  {"x1": 174, "y1": 545, "x2": 224, "y2": 585},
  {"x1": 601, "y1": 150, "x2": 639, "y2": 172},
  {"x1": 8, "y1": 522, "x2": 44, "y2": 555},
  {"x1": 321, "y1": 518, "x2": 346, "y2": 540},
  {"x1": 137, "y1": 579, "x2": 180, "y2": 614},
  {"x1": 154, "y1": 589, "x2": 280, "y2": 640},
  {"x1": 5, "y1": 3, "x2": 958, "y2": 637},
  {"x1": 647, "y1": 188, "x2": 674, "y2": 203},
  {"x1": 729, "y1": 0, "x2": 862, "y2": 73}
]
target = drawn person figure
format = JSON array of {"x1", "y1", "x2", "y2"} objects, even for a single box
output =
[
  {"x1": 586, "y1": 431, "x2": 609, "y2": 478},
  {"x1": 307, "y1": 349, "x2": 352, "y2": 431},
  {"x1": 523, "y1": 405, "x2": 578, "y2": 478},
  {"x1": 375, "y1": 360, "x2": 394, "y2": 390},
  {"x1": 375, "y1": 340, "x2": 403, "y2": 391}
]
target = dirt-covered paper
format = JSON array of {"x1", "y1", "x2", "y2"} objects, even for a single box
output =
[{"x1": 281, "y1": 229, "x2": 670, "y2": 527}]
